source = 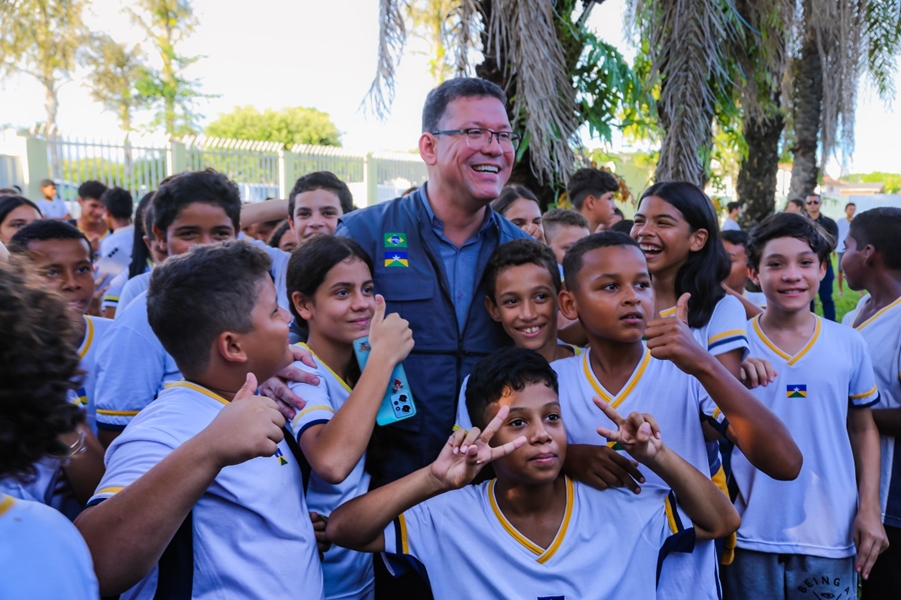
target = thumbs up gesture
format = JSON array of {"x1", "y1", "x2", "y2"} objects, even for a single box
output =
[
  {"x1": 645, "y1": 293, "x2": 706, "y2": 375},
  {"x1": 368, "y1": 294, "x2": 414, "y2": 367},
  {"x1": 199, "y1": 373, "x2": 287, "y2": 468}
]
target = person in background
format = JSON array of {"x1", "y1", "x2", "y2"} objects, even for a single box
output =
[
  {"x1": 268, "y1": 220, "x2": 297, "y2": 253},
  {"x1": 566, "y1": 168, "x2": 619, "y2": 233},
  {"x1": 492, "y1": 184, "x2": 544, "y2": 242},
  {"x1": 0, "y1": 261, "x2": 99, "y2": 599},
  {"x1": 607, "y1": 206, "x2": 625, "y2": 229},
  {"x1": 243, "y1": 218, "x2": 283, "y2": 243},
  {"x1": 542, "y1": 208, "x2": 590, "y2": 266},
  {"x1": 289, "y1": 171, "x2": 355, "y2": 246},
  {"x1": 722, "y1": 230, "x2": 767, "y2": 316},
  {"x1": 71, "y1": 180, "x2": 111, "y2": 256},
  {"x1": 805, "y1": 192, "x2": 839, "y2": 321},
  {"x1": 0, "y1": 196, "x2": 42, "y2": 245},
  {"x1": 98, "y1": 187, "x2": 135, "y2": 276},
  {"x1": 784, "y1": 198, "x2": 806, "y2": 214},
  {"x1": 36, "y1": 179, "x2": 71, "y2": 220},
  {"x1": 836, "y1": 201, "x2": 856, "y2": 297},
  {"x1": 723, "y1": 201, "x2": 742, "y2": 231}
]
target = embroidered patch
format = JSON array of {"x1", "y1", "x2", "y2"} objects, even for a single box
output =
[{"x1": 384, "y1": 233, "x2": 407, "y2": 248}]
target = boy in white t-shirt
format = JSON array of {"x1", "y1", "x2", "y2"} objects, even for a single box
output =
[
  {"x1": 553, "y1": 231, "x2": 801, "y2": 600},
  {"x1": 0, "y1": 261, "x2": 98, "y2": 599},
  {"x1": 840, "y1": 207, "x2": 901, "y2": 599},
  {"x1": 326, "y1": 347, "x2": 740, "y2": 600},
  {"x1": 722, "y1": 212, "x2": 888, "y2": 599},
  {"x1": 76, "y1": 241, "x2": 324, "y2": 599}
]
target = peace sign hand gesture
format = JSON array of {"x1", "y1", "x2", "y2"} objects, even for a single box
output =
[
  {"x1": 593, "y1": 396, "x2": 664, "y2": 466},
  {"x1": 429, "y1": 405, "x2": 527, "y2": 491}
]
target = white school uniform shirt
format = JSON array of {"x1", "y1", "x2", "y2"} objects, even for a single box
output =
[
  {"x1": 843, "y1": 296, "x2": 901, "y2": 527},
  {"x1": 723, "y1": 217, "x2": 741, "y2": 231},
  {"x1": 836, "y1": 217, "x2": 852, "y2": 253},
  {"x1": 454, "y1": 344, "x2": 584, "y2": 431},
  {"x1": 89, "y1": 381, "x2": 324, "y2": 600},
  {"x1": 383, "y1": 477, "x2": 692, "y2": 600},
  {"x1": 94, "y1": 292, "x2": 181, "y2": 431},
  {"x1": 553, "y1": 347, "x2": 727, "y2": 600},
  {"x1": 115, "y1": 271, "x2": 152, "y2": 318},
  {"x1": 102, "y1": 261, "x2": 153, "y2": 314},
  {"x1": 98, "y1": 225, "x2": 134, "y2": 275},
  {"x1": 69, "y1": 314, "x2": 114, "y2": 433},
  {"x1": 743, "y1": 290, "x2": 767, "y2": 308},
  {"x1": 732, "y1": 315, "x2": 879, "y2": 558},
  {"x1": 659, "y1": 294, "x2": 750, "y2": 360},
  {"x1": 0, "y1": 495, "x2": 99, "y2": 600},
  {"x1": 288, "y1": 345, "x2": 374, "y2": 600}
]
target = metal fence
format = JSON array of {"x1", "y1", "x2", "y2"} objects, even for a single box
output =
[{"x1": 2, "y1": 128, "x2": 428, "y2": 207}]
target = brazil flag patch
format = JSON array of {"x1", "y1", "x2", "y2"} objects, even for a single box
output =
[{"x1": 384, "y1": 233, "x2": 407, "y2": 248}]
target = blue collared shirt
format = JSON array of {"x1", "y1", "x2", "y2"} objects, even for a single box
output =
[{"x1": 419, "y1": 192, "x2": 494, "y2": 332}]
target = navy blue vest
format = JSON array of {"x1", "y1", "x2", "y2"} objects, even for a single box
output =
[{"x1": 339, "y1": 186, "x2": 529, "y2": 486}]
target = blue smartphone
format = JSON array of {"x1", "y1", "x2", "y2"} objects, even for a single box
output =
[{"x1": 353, "y1": 336, "x2": 416, "y2": 426}]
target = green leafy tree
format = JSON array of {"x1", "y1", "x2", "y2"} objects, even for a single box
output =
[
  {"x1": 204, "y1": 106, "x2": 341, "y2": 148},
  {"x1": 83, "y1": 35, "x2": 151, "y2": 133},
  {"x1": 0, "y1": 0, "x2": 94, "y2": 175},
  {"x1": 845, "y1": 172, "x2": 901, "y2": 194},
  {"x1": 125, "y1": 0, "x2": 207, "y2": 136}
]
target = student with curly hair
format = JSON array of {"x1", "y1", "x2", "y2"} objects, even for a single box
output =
[{"x1": 0, "y1": 262, "x2": 99, "y2": 599}]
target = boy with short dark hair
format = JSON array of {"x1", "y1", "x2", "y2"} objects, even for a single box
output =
[
  {"x1": 723, "y1": 202, "x2": 742, "y2": 231},
  {"x1": 92, "y1": 170, "x2": 308, "y2": 447},
  {"x1": 840, "y1": 207, "x2": 901, "y2": 599},
  {"x1": 722, "y1": 212, "x2": 888, "y2": 599},
  {"x1": 36, "y1": 178, "x2": 71, "y2": 220},
  {"x1": 289, "y1": 171, "x2": 354, "y2": 245},
  {"x1": 542, "y1": 208, "x2": 590, "y2": 265},
  {"x1": 98, "y1": 187, "x2": 135, "y2": 275},
  {"x1": 566, "y1": 168, "x2": 619, "y2": 233},
  {"x1": 72, "y1": 180, "x2": 111, "y2": 254},
  {"x1": 76, "y1": 241, "x2": 324, "y2": 598},
  {"x1": 554, "y1": 231, "x2": 801, "y2": 600},
  {"x1": 327, "y1": 346, "x2": 740, "y2": 599}
]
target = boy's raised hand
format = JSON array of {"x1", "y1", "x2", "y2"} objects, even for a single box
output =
[
  {"x1": 259, "y1": 345, "x2": 322, "y2": 420},
  {"x1": 429, "y1": 405, "x2": 527, "y2": 490},
  {"x1": 593, "y1": 397, "x2": 664, "y2": 465},
  {"x1": 368, "y1": 294, "x2": 414, "y2": 366},
  {"x1": 199, "y1": 373, "x2": 286, "y2": 468},
  {"x1": 645, "y1": 293, "x2": 705, "y2": 374}
]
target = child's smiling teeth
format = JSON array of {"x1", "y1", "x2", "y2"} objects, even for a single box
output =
[{"x1": 518, "y1": 326, "x2": 541, "y2": 334}]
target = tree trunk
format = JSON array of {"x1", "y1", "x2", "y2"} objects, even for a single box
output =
[
  {"x1": 788, "y1": 1, "x2": 822, "y2": 200},
  {"x1": 44, "y1": 82, "x2": 61, "y2": 180},
  {"x1": 738, "y1": 109, "x2": 785, "y2": 225}
]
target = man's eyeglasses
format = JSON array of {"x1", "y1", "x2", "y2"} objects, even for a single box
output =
[
  {"x1": 430, "y1": 128, "x2": 521, "y2": 152},
  {"x1": 806, "y1": 199, "x2": 821, "y2": 205}
]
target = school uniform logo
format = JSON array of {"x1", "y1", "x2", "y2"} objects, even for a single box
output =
[
  {"x1": 384, "y1": 233, "x2": 407, "y2": 248},
  {"x1": 385, "y1": 251, "x2": 409, "y2": 268},
  {"x1": 274, "y1": 447, "x2": 288, "y2": 466},
  {"x1": 787, "y1": 384, "x2": 807, "y2": 398}
]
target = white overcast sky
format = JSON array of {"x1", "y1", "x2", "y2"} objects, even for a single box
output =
[{"x1": 0, "y1": 0, "x2": 897, "y2": 175}]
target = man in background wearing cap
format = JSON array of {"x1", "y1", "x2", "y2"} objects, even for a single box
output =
[{"x1": 36, "y1": 179, "x2": 72, "y2": 220}]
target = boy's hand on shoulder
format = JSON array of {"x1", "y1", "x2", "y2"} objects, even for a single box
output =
[
  {"x1": 429, "y1": 406, "x2": 526, "y2": 491},
  {"x1": 593, "y1": 397, "x2": 664, "y2": 466},
  {"x1": 200, "y1": 374, "x2": 286, "y2": 468},
  {"x1": 740, "y1": 357, "x2": 777, "y2": 389},
  {"x1": 645, "y1": 293, "x2": 705, "y2": 373},
  {"x1": 368, "y1": 294, "x2": 414, "y2": 366},
  {"x1": 259, "y1": 345, "x2": 321, "y2": 420},
  {"x1": 853, "y1": 506, "x2": 889, "y2": 581}
]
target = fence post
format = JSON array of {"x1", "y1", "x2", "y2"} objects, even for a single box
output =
[
  {"x1": 17, "y1": 132, "x2": 49, "y2": 201},
  {"x1": 364, "y1": 152, "x2": 378, "y2": 206},
  {"x1": 278, "y1": 149, "x2": 295, "y2": 200},
  {"x1": 166, "y1": 140, "x2": 186, "y2": 176}
]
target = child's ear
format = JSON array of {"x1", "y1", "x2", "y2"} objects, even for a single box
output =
[
  {"x1": 558, "y1": 289, "x2": 579, "y2": 321},
  {"x1": 688, "y1": 228, "x2": 709, "y2": 252},
  {"x1": 748, "y1": 266, "x2": 761, "y2": 287},
  {"x1": 216, "y1": 331, "x2": 249, "y2": 365},
  {"x1": 291, "y1": 291, "x2": 314, "y2": 321},
  {"x1": 817, "y1": 257, "x2": 827, "y2": 281},
  {"x1": 483, "y1": 295, "x2": 502, "y2": 322}
]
